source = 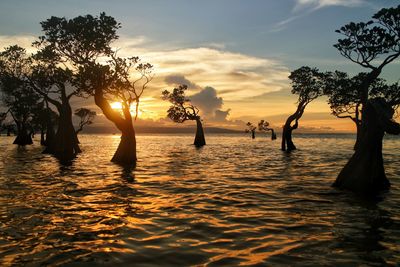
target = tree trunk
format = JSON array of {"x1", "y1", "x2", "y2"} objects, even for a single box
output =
[
  {"x1": 94, "y1": 87, "x2": 137, "y2": 165},
  {"x1": 194, "y1": 117, "x2": 206, "y2": 147},
  {"x1": 40, "y1": 129, "x2": 45, "y2": 145},
  {"x1": 44, "y1": 107, "x2": 56, "y2": 147},
  {"x1": 112, "y1": 127, "x2": 137, "y2": 164},
  {"x1": 45, "y1": 101, "x2": 81, "y2": 160},
  {"x1": 251, "y1": 130, "x2": 255, "y2": 139},
  {"x1": 353, "y1": 122, "x2": 363, "y2": 151},
  {"x1": 281, "y1": 101, "x2": 306, "y2": 151},
  {"x1": 13, "y1": 124, "x2": 32, "y2": 145},
  {"x1": 282, "y1": 124, "x2": 296, "y2": 151},
  {"x1": 333, "y1": 98, "x2": 400, "y2": 196},
  {"x1": 271, "y1": 129, "x2": 277, "y2": 140}
]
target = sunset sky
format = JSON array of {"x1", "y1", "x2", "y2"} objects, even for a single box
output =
[{"x1": 0, "y1": 0, "x2": 399, "y2": 132}]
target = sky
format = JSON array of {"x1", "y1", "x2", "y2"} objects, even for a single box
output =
[{"x1": 0, "y1": 0, "x2": 399, "y2": 132}]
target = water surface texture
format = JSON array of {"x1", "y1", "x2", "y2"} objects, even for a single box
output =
[{"x1": 0, "y1": 134, "x2": 399, "y2": 266}]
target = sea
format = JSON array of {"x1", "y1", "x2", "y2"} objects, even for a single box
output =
[{"x1": 0, "y1": 133, "x2": 399, "y2": 266}]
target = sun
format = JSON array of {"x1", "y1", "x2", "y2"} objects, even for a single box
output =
[{"x1": 110, "y1": 101, "x2": 143, "y2": 118}]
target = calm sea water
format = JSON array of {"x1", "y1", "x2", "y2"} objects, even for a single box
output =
[{"x1": 0, "y1": 133, "x2": 399, "y2": 266}]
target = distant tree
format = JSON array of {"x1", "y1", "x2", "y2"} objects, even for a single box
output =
[
  {"x1": 162, "y1": 84, "x2": 206, "y2": 147},
  {"x1": 3, "y1": 123, "x2": 15, "y2": 136},
  {"x1": 74, "y1": 108, "x2": 96, "y2": 134},
  {"x1": 0, "y1": 46, "x2": 40, "y2": 145},
  {"x1": 30, "y1": 101, "x2": 58, "y2": 145},
  {"x1": 282, "y1": 66, "x2": 324, "y2": 152},
  {"x1": 332, "y1": 5, "x2": 400, "y2": 195},
  {"x1": 258, "y1": 120, "x2": 276, "y2": 140},
  {"x1": 245, "y1": 122, "x2": 256, "y2": 139}
]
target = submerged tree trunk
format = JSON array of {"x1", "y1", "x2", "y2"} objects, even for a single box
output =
[
  {"x1": 333, "y1": 98, "x2": 400, "y2": 196},
  {"x1": 281, "y1": 101, "x2": 306, "y2": 152},
  {"x1": 13, "y1": 124, "x2": 33, "y2": 145},
  {"x1": 95, "y1": 87, "x2": 137, "y2": 165},
  {"x1": 270, "y1": 129, "x2": 277, "y2": 140},
  {"x1": 40, "y1": 128, "x2": 45, "y2": 145},
  {"x1": 44, "y1": 100, "x2": 81, "y2": 160},
  {"x1": 194, "y1": 117, "x2": 206, "y2": 147},
  {"x1": 112, "y1": 126, "x2": 137, "y2": 164}
]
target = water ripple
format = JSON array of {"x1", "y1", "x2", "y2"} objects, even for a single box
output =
[{"x1": 0, "y1": 134, "x2": 399, "y2": 266}]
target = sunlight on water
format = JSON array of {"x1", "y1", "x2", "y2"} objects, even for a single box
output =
[{"x1": 0, "y1": 134, "x2": 399, "y2": 266}]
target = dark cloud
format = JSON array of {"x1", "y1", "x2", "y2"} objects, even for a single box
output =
[
  {"x1": 190, "y1": 86, "x2": 231, "y2": 122},
  {"x1": 190, "y1": 86, "x2": 222, "y2": 115},
  {"x1": 214, "y1": 109, "x2": 231, "y2": 122},
  {"x1": 164, "y1": 74, "x2": 201, "y2": 90}
]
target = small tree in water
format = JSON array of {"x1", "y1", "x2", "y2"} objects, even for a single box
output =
[
  {"x1": 258, "y1": 120, "x2": 276, "y2": 140},
  {"x1": 282, "y1": 66, "x2": 324, "y2": 152},
  {"x1": 245, "y1": 122, "x2": 256, "y2": 139},
  {"x1": 74, "y1": 108, "x2": 96, "y2": 134},
  {"x1": 0, "y1": 46, "x2": 40, "y2": 145},
  {"x1": 332, "y1": 5, "x2": 400, "y2": 195},
  {"x1": 162, "y1": 84, "x2": 206, "y2": 147}
]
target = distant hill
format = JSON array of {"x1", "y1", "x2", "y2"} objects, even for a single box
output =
[{"x1": 81, "y1": 125, "x2": 242, "y2": 134}]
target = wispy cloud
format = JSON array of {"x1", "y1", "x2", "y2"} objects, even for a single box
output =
[
  {"x1": 271, "y1": 0, "x2": 365, "y2": 32},
  {"x1": 293, "y1": 0, "x2": 364, "y2": 12}
]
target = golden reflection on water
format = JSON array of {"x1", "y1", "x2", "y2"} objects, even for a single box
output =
[{"x1": 0, "y1": 134, "x2": 399, "y2": 266}]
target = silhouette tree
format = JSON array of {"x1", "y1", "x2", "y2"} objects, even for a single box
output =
[
  {"x1": 74, "y1": 108, "x2": 96, "y2": 134},
  {"x1": 324, "y1": 71, "x2": 400, "y2": 149},
  {"x1": 34, "y1": 13, "x2": 154, "y2": 165},
  {"x1": 282, "y1": 66, "x2": 324, "y2": 151},
  {"x1": 0, "y1": 46, "x2": 40, "y2": 145},
  {"x1": 77, "y1": 55, "x2": 153, "y2": 164},
  {"x1": 332, "y1": 5, "x2": 400, "y2": 195},
  {"x1": 245, "y1": 122, "x2": 256, "y2": 139},
  {"x1": 258, "y1": 120, "x2": 276, "y2": 140},
  {"x1": 162, "y1": 84, "x2": 206, "y2": 147}
]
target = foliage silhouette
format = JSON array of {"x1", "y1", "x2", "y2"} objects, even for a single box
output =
[
  {"x1": 162, "y1": 84, "x2": 206, "y2": 147},
  {"x1": 33, "y1": 13, "x2": 151, "y2": 165},
  {"x1": 332, "y1": 5, "x2": 400, "y2": 195},
  {"x1": 323, "y1": 71, "x2": 400, "y2": 150},
  {"x1": 74, "y1": 108, "x2": 96, "y2": 134}
]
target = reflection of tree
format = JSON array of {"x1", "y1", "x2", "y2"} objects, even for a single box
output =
[{"x1": 332, "y1": 201, "x2": 397, "y2": 265}]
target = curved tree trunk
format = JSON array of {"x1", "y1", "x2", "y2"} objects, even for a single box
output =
[
  {"x1": 281, "y1": 101, "x2": 306, "y2": 152},
  {"x1": 333, "y1": 98, "x2": 400, "y2": 196},
  {"x1": 194, "y1": 117, "x2": 206, "y2": 147},
  {"x1": 95, "y1": 87, "x2": 137, "y2": 165}
]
